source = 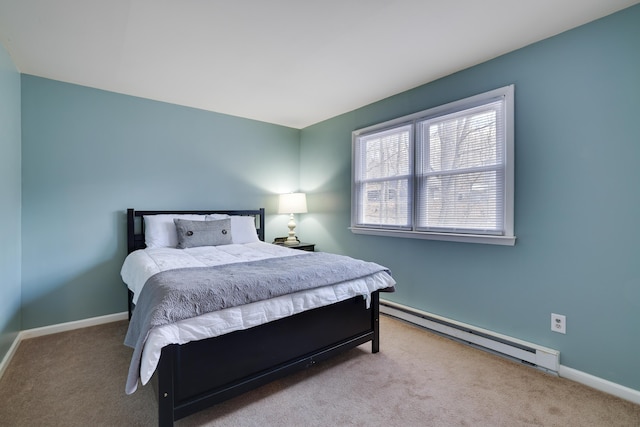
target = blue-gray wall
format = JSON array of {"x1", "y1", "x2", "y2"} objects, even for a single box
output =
[
  {"x1": 0, "y1": 43, "x2": 21, "y2": 359},
  {"x1": 20, "y1": 76, "x2": 300, "y2": 329},
  {"x1": 300, "y1": 6, "x2": 640, "y2": 391}
]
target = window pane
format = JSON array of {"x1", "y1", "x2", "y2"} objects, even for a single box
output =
[
  {"x1": 416, "y1": 99, "x2": 505, "y2": 235},
  {"x1": 354, "y1": 124, "x2": 412, "y2": 229},
  {"x1": 358, "y1": 126, "x2": 411, "y2": 180},
  {"x1": 417, "y1": 170, "x2": 503, "y2": 233},
  {"x1": 422, "y1": 101, "x2": 502, "y2": 174},
  {"x1": 360, "y1": 179, "x2": 410, "y2": 227}
]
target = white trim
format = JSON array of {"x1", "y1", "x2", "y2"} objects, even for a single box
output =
[
  {"x1": 381, "y1": 299, "x2": 640, "y2": 404},
  {"x1": 19, "y1": 312, "x2": 128, "y2": 340},
  {"x1": 559, "y1": 365, "x2": 640, "y2": 405},
  {"x1": 350, "y1": 227, "x2": 516, "y2": 246},
  {"x1": 0, "y1": 332, "x2": 21, "y2": 380},
  {"x1": 0, "y1": 311, "x2": 128, "y2": 380}
]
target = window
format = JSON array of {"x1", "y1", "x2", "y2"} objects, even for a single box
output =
[{"x1": 351, "y1": 85, "x2": 515, "y2": 245}]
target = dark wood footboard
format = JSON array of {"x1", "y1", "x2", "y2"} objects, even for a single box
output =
[{"x1": 155, "y1": 292, "x2": 381, "y2": 427}]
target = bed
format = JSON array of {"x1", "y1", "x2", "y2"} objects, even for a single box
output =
[{"x1": 122, "y1": 208, "x2": 395, "y2": 427}]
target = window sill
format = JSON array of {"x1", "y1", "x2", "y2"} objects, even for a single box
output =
[{"x1": 349, "y1": 227, "x2": 516, "y2": 246}]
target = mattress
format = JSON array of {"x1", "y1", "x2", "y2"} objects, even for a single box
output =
[{"x1": 121, "y1": 242, "x2": 396, "y2": 388}]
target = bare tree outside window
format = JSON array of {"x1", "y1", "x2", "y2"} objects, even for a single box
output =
[
  {"x1": 356, "y1": 125, "x2": 412, "y2": 228},
  {"x1": 417, "y1": 102, "x2": 503, "y2": 232}
]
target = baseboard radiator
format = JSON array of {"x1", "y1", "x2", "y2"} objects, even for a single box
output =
[{"x1": 380, "y1": 300, "x2": 559, "y2": 374}]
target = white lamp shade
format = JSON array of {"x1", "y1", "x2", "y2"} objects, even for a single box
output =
[{"x1": 278, "y1": 193, "x2": 307, "y2": 214}]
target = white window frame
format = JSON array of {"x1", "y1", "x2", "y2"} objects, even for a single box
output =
[{"x1": 351, "y1": 85, "x2": 515, "y2": 246}]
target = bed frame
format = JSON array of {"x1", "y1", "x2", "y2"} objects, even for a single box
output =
[{"x1": 126, "y1": 208, "x2": 383, "y2": 427}]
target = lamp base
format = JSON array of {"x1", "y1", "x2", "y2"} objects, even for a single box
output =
[
  {"x1": 284, "y1": 214, "x2": 299, "y2": 246},
  {"x1": 284, "y1": 238, "x2": 298, "y2": 246}
]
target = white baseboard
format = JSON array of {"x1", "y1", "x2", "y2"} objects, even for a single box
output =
[
  {"x1": 380, "y1": 299, "x2": 640, "y2": 405},
  {"x1": 19, "y1": 311, "x2": 128, "y2": 340},
  {"x1": 0, "y1": 332, "x2": 21, "y2": 380},
  {"x1": 559, "y1": 365, "x2": 640, "y2": 405},
  {"x1": 0, "y1": 311, "x2": 128, "y2": 380}
]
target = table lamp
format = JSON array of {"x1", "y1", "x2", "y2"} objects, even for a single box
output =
[{"x1": 278, "y1": 193, "x2": 307, "y2": 246}]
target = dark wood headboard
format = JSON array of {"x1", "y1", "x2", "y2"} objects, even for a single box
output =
[{"x1": 126, "y1": 208, "x2": 266, "y2": 254}]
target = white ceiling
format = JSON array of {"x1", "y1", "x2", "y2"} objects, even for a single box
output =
[{"x1": 0, "y1": 1, "x2": 637, "y2": 128}]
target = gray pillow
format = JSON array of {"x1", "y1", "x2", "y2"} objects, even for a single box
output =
[{"x1": 174, "y1": 218, "x2": 233, "y2": 249}]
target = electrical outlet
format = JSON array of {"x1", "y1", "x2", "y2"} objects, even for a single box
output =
[{"x1": 551, "y1": 313, "x2": 566, "y2": 334}]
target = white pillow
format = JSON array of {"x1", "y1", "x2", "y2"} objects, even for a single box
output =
[
  {"x1": 205, "y1": 214, "x2": 230, "y2": 221},
  {"x1": 205, "y1": 215, "x2": 259, "y2": 244},
  {"x1": 144, "y1": 214, "x2": 213, "y2": 248}
]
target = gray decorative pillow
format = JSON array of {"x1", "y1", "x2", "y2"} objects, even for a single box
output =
[{"x1": 174, "y1": 218, "x2": 233, "y2": 249}]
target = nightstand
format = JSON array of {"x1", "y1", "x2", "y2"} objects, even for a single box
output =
[{"x1": 274, "y1": 242, "x2": 315, "y2": 252}]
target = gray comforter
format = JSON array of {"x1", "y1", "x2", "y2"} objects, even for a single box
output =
[{"x1": 124, "y1": 251, "x2": 392, "y2": 394}]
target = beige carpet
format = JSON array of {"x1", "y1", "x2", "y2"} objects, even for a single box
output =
[{"x1": 1, "y1": 316, "x2": 638, "y2": 426}]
